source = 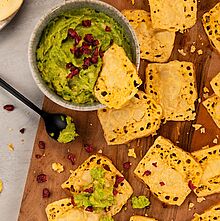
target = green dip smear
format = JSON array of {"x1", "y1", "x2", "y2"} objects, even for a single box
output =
[
  {"x1": 131, "y1": 196, "x2": 150, "y2": 209},
  {"x1": 57, "y1": 116, "x2": 78, "y2": 143},
  {"x1": 100, "y1": 217, "x2": 114, "y2": 221},
  {"x1": 37, "y1": 8, "x2": 132, "y2": 104}
]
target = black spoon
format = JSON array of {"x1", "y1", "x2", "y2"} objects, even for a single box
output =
[{"x1": 0, "y1": 77, "x2": 68, "y2": 141}]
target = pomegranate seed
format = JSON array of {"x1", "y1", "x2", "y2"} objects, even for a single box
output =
[
  {"x1": 42, "y1": 188, "x2": 50, "y2": 198},
  {"x1": 84, "y1": 144, "x2": 94, "y2": 153},
  {"x1": 105, "y1": 26, "x2": 111, "y2": 32},
  {"x1": 99, "y1": 50, "x2": 104, "y2": 58},
  {"x1": 84, "y1": 34, "x2": 94, "y2": 43},
  {"x1": 152, "y1": 162, "x2": 157, "y2": 167},
  {"x1": 38, "y1": 141, "x2": 45, "y2": 149},
  {"x1": 67, "y1": 153, "x2": 76, "y2": 165},
  {"x1": 123, "y1": 162, "x2": 131, "y2": 170},
  {"x1": 143, "y1": 170, "x2": 151, "y2": 176},
  {"x1": 71, "y1": 196, "x2": 77, "y2": 206},
  {"x1": 113, "y1": 188, "x2": 118, "y2": 196},
  {"x1": 3, "y1": 104, "x2": 14, "y2": 111},
  {"x1": 92, "y1": 39, "x2": 99, "y2": 46},
  {"x1": 66, "y1": 62, "x2": 74, "y2": 69},
  {"x1": 91, "y1": 56, "x2": 98, "y2": 64},
  {"x1": 83, "y1": 57, "x2": 91, "y2": 69},
  {"x1": 114, "y1": 175, "x2": 125, "y2": 188},
  {"x1": 19, "y1": 128, "x2": 25, "y2": 134},
  {"x1": 67, "y1": 68, "x2": 80, "y2": 79},
  {"x1": 71, "y1": 47, "x2": 82, "y2": 58},
  {"x1": 82, "y1": 20, "x2": 91, "y2": 27},
  {"x1": 82, "y1": 42, "x2": 90, "y2": 48},
  {"x1": 75, "y1": 36, "x2": 82, "y2": 45},
  {"x1": 83, "y1": 48, "x2": 92, "y2": 55},
  {"x1": 84, "y1": 187, "x2": 94, "y2": 193},
  {"x1": 188, "y1": 180, "x2": 196, "y2": 190},
  {"x1": 160, "y1": 181, "x2": 165, "y2": 186},
  {"x1": 68, "y1": 28, "x2": 78, "y2": 38},
  {"x1": 35, "y1": 154, "x2": 42, "y2": 159},
  {"x1": 93, "y1": 47, "x2": 99, "y2": 56},
  {"x1": 37, "y1": 174, "x2": 47, "y2": 183},
  {"x1": 85, "y1": 206, "x2": 93, "y2": 212}
]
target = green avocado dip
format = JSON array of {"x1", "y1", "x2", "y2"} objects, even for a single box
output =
[
  {"x1": 37, "y1": 8, "x2": 132, "y2": 104},
  {"x1": 57, "y1": 116, "x2": 78, "y2": 143},
  {"x1": 131, "y1": 196, "x2": 150, "y2": 209}
]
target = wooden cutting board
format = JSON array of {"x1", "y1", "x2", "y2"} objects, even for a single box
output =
[{"x1": 18, "y1": 0, "x2": 220, "y2": 220}]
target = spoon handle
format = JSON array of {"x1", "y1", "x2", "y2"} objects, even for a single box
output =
[{"x1": 0, "y1": 77, "x2": 44, "y2": 117}]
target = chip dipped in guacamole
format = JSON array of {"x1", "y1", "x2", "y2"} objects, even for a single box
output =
[{"x1": 37, "y1": 8, "x2": 132, "y2": 104}]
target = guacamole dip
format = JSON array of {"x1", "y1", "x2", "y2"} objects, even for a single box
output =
[
  {"x1": 37, "y1": 8, "x2": 132, "y2": 104},
  {"x1": 131, "y1": 196, "x2": 150, "y2": 209}
]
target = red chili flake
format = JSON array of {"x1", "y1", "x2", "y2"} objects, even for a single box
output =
[
  {"x1": 42, "y1": 188, "x2": 50, "y2": 198},
  {"x1": 84, "y1": 144, "x2": 94, "y2": 153},
  {"x1": 92, "y1": 39, "x2": 99, "y2": 46},
  {"x1": 188, "y1": 180, "x2": 196, "y2": 190},
  {"x1": 71, "y1": 196, "x2": 77, "y2": 206},
  {"x1": 84, "y1": 34, "x2": 94, "y2": 43},
  {"x1": 114, "y1": 175, "x2": 125, "y2": 188},
  {"x1": 68, "y1": 28, "x2": 78, "y2": 39},
  {"x1": 84, "y1": 187, "x2": 94, "y2": 193},
  {"x1": 38, "y1": 141, "x2": 45, "y2": 149},
  {"x1": 82, "y1": 20, "x2": 91, "y2": 27},
  {"x1": 99, "y1": 50, "x2": 104, "y2": 58},
  {"x1": 19, "y1": 128, "x2": 25, "y2": 134},
  {"x1": 123, "y1": 162, "x2": 131, "y2": 170},
  {"x1": 37, "y1": 174, "x2": 47, "y2": 183},
  {"x1": 35, "y1": 154, "x2": 42, "y2": 159},
  {"x1": 85, "y1": 206, "x2": 93, "y2": 212},
  {"x1": 91, "y1": 56, "x2": 98, "y2": 64},
  {"x1": 66, "y1": 62, "x2": 74, "y2": 69},
  {"x1": 67, "y1": 153, "x2": 76, "y2": 165},
  {"x1": 152, "y1": 162, "x2": 157, "y2": 167},
  {"x1": 3, "y1": 104, "x2": 14, "y2": 111},
  {"x1": 105, "y1": 26, "x2": 111, "y2": 32},
  {"x1": 143, "y1": 170, "x2": 151, "y2": 176},
  {"x1": 160, "y1": 181, "x2": 165, "y2": 186},
  {"x1": 71, "y1": 47, "x2": 83, "y2": 58},
  {"x1": 113, "y1": 188, "x2": 118, "y2": 196}
]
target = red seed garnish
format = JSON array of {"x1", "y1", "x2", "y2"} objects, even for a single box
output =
[
  {"x1": 42, "y1": 188, "x2": 50, "y2": 198},
  {"x1": 82, "y1": 20, "x2": 91, "y2": 27},
  {"x1": 67, "y1": 68, "x2": 80, "y2": 79},
  {"x1": 83, "y1": 47, "x2": 92, "y2": 55},
  {"x1": 3, "y1": 104, "x2": 14, "y2": 111},
  {"x1": 37, "y1": 174, "x2": 47, "y2": 183},
  {"x1": 143, "y1": 170, "x2": 151, "y2": 176},
  {"x1": 188, "y1": 180, "x2": 196, "y2": 190},
  {"x1": 99, "y1": 50, "x2": 104, "y2": 58},
  {"x1": 84, "y1": 144, "x2": 94, "y2": 153},
  {"x1": 123, "y1": 162, "x2": 131, "y2": 170},
  {"x1": 93, "y1": 47, "x2": 99, "y2": 56},
  {"x1": 91, "y1": 56, "x2": 98, "y2": 64},
  {"x1": 82, "y1": 42, "x2": 90, "y2": 48},
  {"x1": 105, "y1": 26, "x2": 111, "y2": 32},
  {"x1": 113, "y1": 188, "x2": 118, "y2": 196},
  {"x1": 114, "y1": 175, "x2": 125, "y2": 188},
  {"x1": 85, "y1": 206, "x2": 93, "y2": 212},
  {"x1": 75, "y1": 36, "x2": 82, "y2": 45},
  {"x1": 92, "y1": 39, "x2": 99, "y2": 46},
  {"x1": 68, "y1": 28, "x2": 78, "y2": 39},
  {"x1": 35, "y1": 154, "x2": 42, "y2": 159},
  {"x1": 160, "y1": 181, "x2": 165, "y2": 186},
  {"x1": 84, "y1": 187, "x2": 94, "y2": 193},
  {"x1": 66, "y1": 62, "x2": 74, "y2": 69},
  {"x1": 71, "y1": 196, "x2": 77, "y2": 206},
  {"x1": 83, "y1": 57, "x2": 91, "y2": 69},
  {"x1": 152, "y1": 162, "x2": 157, "y2": 167},
  {"x1": 38, "y1": 141, "x2": 45, "y2": 149},
  {"x1": 84, "y1": 34, "x2": 94, "y2": 43},
  {"x1": 19, "y1": 128, "x2": 25, "y2": 134},
  {"x1": 67, "y1": 153, "x2": 76, "y2": 165}
]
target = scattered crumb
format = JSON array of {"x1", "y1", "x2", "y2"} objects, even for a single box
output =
[
  {"x1": 203, "y1": 87, "x2": 209, "y2": 93},
  {"x1": 0, "y1": 179, "x2": 3, "y2": 193},
  {"x1": 198, "y1": 98, "x2": 201, "y2": 103},
  {"x1": 8, "y1": 143, "x2": 14, "y2": 152},
  {"x1": 144, "y1": 214, "x2": 148, "y2": 217},
  {"x1": 197, "y1": 49, "x2": 203, "y2": 55},
  {"x1": 200, "y1": 128, "x2": 206, "y2": 134},
  {"x1": 89, "y1": 123, "x2": 93, "y2": 126},
  {"x1": 197, "y1": 197, "x2": 206, "y2": 203},
  {"x1": 192, "y1": 124, "x2": 202, "y2": 131},
  {"x1": 124, "y1": 206, "x2": 127, "y2": 211},
  {"x1": 43, "y1": 153, "x2": 46, "y2": 157},
  {"x1": 131, "y1": 0, "x2": 135, "y2": 5},
  {"x1": 97, "y1": 149, "x2": 103, "y2": 154},
  {"x1": 203, "y1": 93, "x2": 209, "y2": 99},
  {"x1": 176, "y1": 140, "x2": 180, "y2": 144},
  {"x1": 213, "y1": 138, "x2": 218, "y2": 144},
  {"x1": 137, "y1": 139, "x2": 141, "y2": 147},
  {"x1": 187, "y1": 132, "x2": 189, "y2": 135},
  {"x1": 202, "y1": 145, "x2": 210, "y2": 149},
  {"x1": 217, "y1": 135, "x2": 219, "y2": 138},
  {"x1": 178, "y1": 49, "x2": 187, "y2": 56},
  {"x1": 190, "y1": 45, "x2": 196, "y2": 53},
  {"x1": 188, "y1": 202, "x2": 195, "y2": 210},
  {"x1": 52, "y1": 162, "x2": 64, "y2": 173},
  {"x1": 128, "y1": 148, "x2": 137, "y2": 158}
]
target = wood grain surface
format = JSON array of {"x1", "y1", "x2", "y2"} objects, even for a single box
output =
[{"x1": 18, "y1": 0, "x2": 220, "y2": 220}]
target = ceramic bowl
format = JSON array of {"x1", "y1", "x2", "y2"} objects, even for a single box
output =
[{"x1": 29, "y1": 0, "x2": 140, "y2": 111}]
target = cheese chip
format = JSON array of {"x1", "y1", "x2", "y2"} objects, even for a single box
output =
[
  {"x1": 98, "y1": 91, "x2": 162, "y2": 145},
  {"x1": 210, "y1": 72, "x2": 220, "y2": 97},
  {"x1": 130, "y1": 216, "x2": 158, "y2": 221},
  {"x1": 148, "y1": 0, "x2": 197, "y2": 32},
  {"x1": 94, "y1": 43, "x2": 142, "y2": 109},
  {"x1": 145, "y1": 61, "x2": 197, "y2": 121},
  {"x1": 203, "y1": 95, "x2": 220, "y2": 128},
  {"x1": 134, "y1": 136, "x2": 202, "y2": 206},
  {"x1": 202, "y1": 3, "x2": 220, "y2": 54},
  {"x1": 192, "y1": 204, "x2": 220, "y2": 221},
  {"x1": 122, "y1": 10, "x2": 175, "y2": 62},
  {"x1": 192, "y1": 145, "x2": 220, "y2": 197}
]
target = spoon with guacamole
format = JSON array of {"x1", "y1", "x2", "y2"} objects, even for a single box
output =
[{"x1": 0, "y1": 77, "x2": 78, "y2": 143}]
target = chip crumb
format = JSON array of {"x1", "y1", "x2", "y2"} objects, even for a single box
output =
[
  {"x1": 188, "y1": 202, "x2": 195, "y2": 210},
  {"x1": 203, "y1": 87, "x2": 209, "y2": 93},
  {"x1": 0, "y1": 179, "x2": 3, "y2": 193},
  {"x1": 198, "y1": 98, "x2": 201, "y2": 103},
  {"x1": 97, "y1": 149, "x2": 103, "y2": 154},
  {"x1": 190, "y1": 45, "x2": 196, "y2": 53},
  {"x1": 144, "y1": 213, "x2": 148, "y2": 217},
  {"x1": 176, "y1": 140, "x2": 180, "y2": 144},
  {"x1": 131, "y1": 0, "x2": 135, "y2": 5},
  {"x1": 52, "y1": 162, "x2": 64, "y2": 173},
  {"x1": 197, "y1": 197, "x2": 206, "y2": 203},
  {"x1": 203, "y1": 93, "x2": 209, "y2": 99},
  {"x1": 213, "y1": 138, "x2": 218, "y2": 144},
  {"x1": 192, "y1": 124, "x2": 202, "y2": 131},
  {"x1": 128, "y1": 148, "x2": 137, "y2": 158},
  {"x1": 89, "y1": 123, "x2": 93, "y2": 126},
  {"x1": 124, "y1": 206, "x2": 127, "y2": 211},
  {"x1": 200, "y1": 127, "x2": 206, "y2": 134},
  {"x1": 178, "y1": 49, "x2": 187, "y2": 56},
  {"x1": 8, "y1": 143, "x2": 14, "y2": 152},
  {"x1": 197, "y1": 49, "x2": 203, "y2": 55},
  {"x1": 202, "y1": 145, "x2": 210, "y2": 149}
]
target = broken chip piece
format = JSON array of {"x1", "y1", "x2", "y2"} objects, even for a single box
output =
[{"x1": 210, "y1": 72, "x2": 220, "y2": 97}]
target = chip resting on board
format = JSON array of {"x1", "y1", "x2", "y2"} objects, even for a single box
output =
[
  {"x1": 134, "y1": 136, "x2": 202, "y2": 206},
  {"x1": 148, "y1": 0, "x2": 197, "y2": 32},
  {"x1": 130, "y1": 216, "x2": 158, "y2": 221},
  {"x1": 122, "y1": 10, "x2": 175, "y2": 62},
  {"x1": 98, "y1": 91, "x2": 162, "y2": 145},
  {"x1": 62, "y1": 154, "x2": 133, "y2": 217},
  {"x1": 210, "y1": 72, "x2": 220, "y2": 97},
  {"x1": 203, "y1": 95, "x2": 220, "y2": 128},
  {"x1": 202, "y1": 3, "x2": 220, "y2": 54},
  {"x1": 145, "y1": 61, "x2": 197, "y2": 121},
  {"x1": 192, "y1": 145, "x2": 220, "y2": 197},
  {"x1": 192, "y1": 204, "x2": 220, "y2": 221},
  {"x1": 94, "y1": 43, "x2": 142, "y2": 109}
]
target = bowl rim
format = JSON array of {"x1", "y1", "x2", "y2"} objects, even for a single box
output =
[{"x1": 28, "y1": 0, "x2": 140, "y2": 111}]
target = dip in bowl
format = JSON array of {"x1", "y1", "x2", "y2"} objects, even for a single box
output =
[{"x1": 29, "y1": 0, "x2": 140, "y2": 111}]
